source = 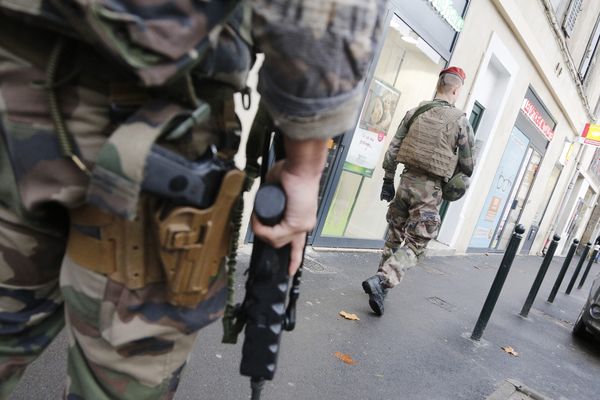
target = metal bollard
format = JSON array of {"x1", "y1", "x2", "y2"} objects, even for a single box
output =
[
  {"x1": 520, "y1": 234, "x2": 560, "y2": 318},
  {"x1": 548, "y1": 238, "x2": 579, "y2": 303},
  {"x1": 566, "y1": 242, "x2": 592, "y2": 295},
  {"x1": 578, "y1": 245, "x2": 599, "y2": 289},
  {"x1": 471, "y1": 224, "x2": 525, "y2": 341}
]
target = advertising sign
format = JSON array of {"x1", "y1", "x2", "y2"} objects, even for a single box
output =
[
  {"x1": 469, "y1": 128, "x2": 530, "y2": 248},
  {"x1": 344, "y1": 79, "x2": 400, "y2": 178},
  {"x1": 521, "y1": 98, "x2": 554, "y2": 141},
  {"x1": 582, "y1": 123, "x2": 600, "y2": 146},
  {"x1": 426, "y1": 0, "x2": 465, "y2": 32}
]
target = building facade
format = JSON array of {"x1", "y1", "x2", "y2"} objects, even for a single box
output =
[
  {"x1": 236, "y1": 0, "x2": 600, "y2": 256},
  {"x1": 439, "y1": 0, "x2": 600, "y2": 256}
]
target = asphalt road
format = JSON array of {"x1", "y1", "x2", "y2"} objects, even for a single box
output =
[{"x1": 10, "y1": 249, "x2": 600, "y2": 400}]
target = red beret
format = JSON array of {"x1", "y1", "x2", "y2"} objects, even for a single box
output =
[{"x1": 440, "y1": 66, "x2": 466, "y2": 82}]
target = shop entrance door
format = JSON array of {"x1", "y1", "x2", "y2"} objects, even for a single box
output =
[
  {"x1": 520, "y1": 164, "x2": 562, "y2": 254},
  {"x1": 469, "y1": 126, "x2": 543, "y2": 251},
  {"x1": 564, "y1": 187, "x2": 595, "y2": 246},
  {"x1": 468, "y1": 127, "x2": 531, "y2": 250},
  {"x1": 492, "y1": 149, "x2": 542, "y2": 250}
]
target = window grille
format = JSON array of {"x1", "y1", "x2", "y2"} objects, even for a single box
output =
[{"x1": 563, "y1": 0, "x2": 583, "y2": 37}]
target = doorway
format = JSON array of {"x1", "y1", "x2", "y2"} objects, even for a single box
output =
[
  {"x1": 440, "y1": 101, "x2": 485, "y2": 221},
  {"x1": 492, "y1": 148, "x2": 542, "y2": 249},
  {"x1": 469, "y1": 127, "x2": 542, "y2": 251},
  {"x1": 520, "y1": 164, "x2": 562, "y2": 254}
]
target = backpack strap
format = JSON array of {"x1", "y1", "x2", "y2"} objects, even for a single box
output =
[{"x1": 405, "y1": 100, "x2": 448, "y2": 130}]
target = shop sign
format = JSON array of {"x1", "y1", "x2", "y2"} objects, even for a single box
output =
[
  {"x1": 521, "y1": 98, "x2": 555, "y2": 141},
  {"x1": 426, "y1": 0, "x2": 465, "y2": 32},
  {"x1": 582, "y1": 123, "x2": 600, "y2": 146}
]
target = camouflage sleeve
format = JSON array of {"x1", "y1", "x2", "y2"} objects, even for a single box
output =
[
  {"x1": 382, "y1": 110, "x2": 411, "y2": 180},
  {"x1": 457, "y1": 116, "x2": 475, "y2": 177},
  {"x1": 251, "y1": 0, "x2": 387, "y2": 141},
  {"x1": 382, "y1": 111, "x2": 411, "y2": 179}
]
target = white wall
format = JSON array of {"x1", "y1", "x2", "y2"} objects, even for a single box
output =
[
  {"x1": 442, "y1": 0, "x2": 592, "y2": 254},
  {"x1": 438, "y1": 33, "x2": 518, "y2": 248}
]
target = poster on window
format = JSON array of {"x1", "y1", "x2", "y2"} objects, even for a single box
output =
[{"x1": 344, "y1": 79, "x2": 400, "y2": 177}]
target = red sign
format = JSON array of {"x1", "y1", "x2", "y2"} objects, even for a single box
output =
[
  {"x1": 582, "y1": 123, "x2": 600, "y2": 146},
  {"x1": 521, "y1": 99, "x2": 554, "y2": 141}
]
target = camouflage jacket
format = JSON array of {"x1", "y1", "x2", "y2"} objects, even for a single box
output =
[
  {"x1": 0, "y1": 0, "x2": 387, "y2": 141},
  {"x1": 382, "y1": 100, "x2": 475, "y2": 180},
  {"x1": 0, "y1": 0, "x2": 387, "y2": 218}
]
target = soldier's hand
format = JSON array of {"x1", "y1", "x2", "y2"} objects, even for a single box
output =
[
  {"x1": 380, "y1": 178, "x2": 395, "y2": 202},
  {"x1": 252, "y1": 161, "x2": 319, "y2": 276},
  {"x1": 252, "y1": 135, "x2": 328, "y2": 275}
]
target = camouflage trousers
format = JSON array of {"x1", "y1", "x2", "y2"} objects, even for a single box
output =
[
  {"x1": 0, "y1": 45, "x2": 226, "y2": 398},
  {"x1": 377, "y1": 171, "x2": 443, "y2": 287}
]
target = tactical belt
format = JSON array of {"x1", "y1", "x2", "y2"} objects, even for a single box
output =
[{"x1": 403, "y1": 167, "x2": 444, "y2": 183}]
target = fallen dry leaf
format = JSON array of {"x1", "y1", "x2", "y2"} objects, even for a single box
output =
[
  {"x1": 339, "y1": 311, "x2": 360, "y2": 321},
  {"x1": 501, "y1": 346, "x2": 519, "y2": 357},
  {"x1": 334, "y1": 352, "x2": 357, "y2": 365}
]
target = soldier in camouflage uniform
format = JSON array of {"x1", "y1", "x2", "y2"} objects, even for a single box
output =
[
  {"x1": 0, "y1": 1, "x2": 386, "y2": 398},
  {"x1": 362, "y1": 67, "x2": 475, "y2": 316}
]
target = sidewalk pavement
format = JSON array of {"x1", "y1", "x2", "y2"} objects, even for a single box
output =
[{"x1": 10, "y1": 248, "x2": 600, "y2": 400}]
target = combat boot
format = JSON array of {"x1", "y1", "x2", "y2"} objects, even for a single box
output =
[{"x1": 362, "y1": 275, "x2": 388, "y2": 316}]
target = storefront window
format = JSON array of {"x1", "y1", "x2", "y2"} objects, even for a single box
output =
[
  {"x1": 493, "y1": 149, "x2": 542, "y2": 249},
  {"x1": 469, "y1": 87, "x2": 554, "y2": 251},
  {"x1": 521, "y1": 164, "x2": 562, "y2": 253},
  {"x1": 320, "y1": 15, "x2": 445, "y2": 240},
  {"x1": 565, "y1": 187, "x2": 595, "y2": 245}
]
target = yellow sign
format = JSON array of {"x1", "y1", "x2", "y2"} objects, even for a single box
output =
[{"x1": 582, "y1": 123, "x2": 600, "y2": 146}]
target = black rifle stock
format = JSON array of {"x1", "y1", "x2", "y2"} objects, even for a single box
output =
[
  {"x1": 241, "y1": 184, "x2": 290, "y2": 382},
  {"x1": 236, "y1": 184, "x2": 302, "y2": 399}
]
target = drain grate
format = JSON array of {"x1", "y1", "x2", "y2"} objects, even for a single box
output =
[
  {"x1": 426, "y1": 296, "x2": 457, "y2": 312},
  {"x1": 422, "y1": 265, "x2": 447, "y2": 275},
  {"x1": 302, "y1": 258, "x2": 336, "y2": 274}
]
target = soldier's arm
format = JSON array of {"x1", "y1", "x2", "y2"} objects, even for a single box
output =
[
  {"x1": 250, "y1": 0, "x2": 385, "y2": 141},
  {"x1": 250, "y1": 0, "x2": 385, "y2": 273},
  {"x1": 382, "y1": 112, "x2": 410, "y2": 180},
  {"x1": 457, "y1": 116, "x2": 475, "y2": 177}
]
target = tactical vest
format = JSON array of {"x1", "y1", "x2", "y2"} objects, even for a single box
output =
[{"x1": 397, "y1": 103, "x2": 464, "y2": 180}]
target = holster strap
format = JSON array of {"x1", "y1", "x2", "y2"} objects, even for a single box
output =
[
  {"x1": 156, "y1": 169, "x2": 245, "y2": 306},
  {"x1": 67, "y1": 203, "x2": 164, "y2": 289}
]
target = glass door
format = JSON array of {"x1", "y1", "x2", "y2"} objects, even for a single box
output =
[
  {"x1": 493, "y1": 149, "x2": 542, "y2": 250},
  {"x1": 521, "y1": 164, "x2": 561, "y2": 254},
  {"x1": 469, "y1": 127, "x2": 530, "y2": 249},
  {"x1": 564, "y1": 188, "x2": 595, "y2": 246}
]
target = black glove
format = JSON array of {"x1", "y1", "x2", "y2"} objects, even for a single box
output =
[{"x1": 380, "y1": 178, "x2": 395, "y2": 202}]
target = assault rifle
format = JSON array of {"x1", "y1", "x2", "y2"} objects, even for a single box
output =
[
  {"x1": 223, "y1": 183, "x2": 303, "y2": 400},
  {"x1": 221, "y1": 103, "x2": 304, "y2": 398}
]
